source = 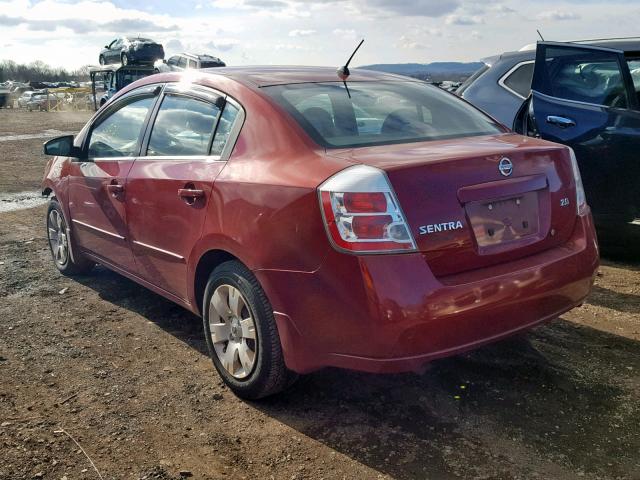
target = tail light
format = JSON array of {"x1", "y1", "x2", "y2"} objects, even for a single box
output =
[
  {"x1": 568, "y1": 148, "x2": 587, "y2": 216},
  {"x1": 318, "y1": 165, "x2": 417, "y2": 253}
]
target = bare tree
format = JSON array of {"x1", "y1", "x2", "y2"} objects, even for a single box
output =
[{"x1": 0, "y1": 60, "x2": 91, "y2": 83}]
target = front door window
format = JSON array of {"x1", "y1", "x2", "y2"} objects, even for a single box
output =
[{"x1": 88, "y1": 96, "x2": 155, "y2": 158}]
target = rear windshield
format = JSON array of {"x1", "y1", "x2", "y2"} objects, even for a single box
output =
[
  {"x1": 456, "y1": 63, "x2": 489, "y2": 95},
  {"x1": 263, "y1": 81, "x2": 501, "y2": 148}
]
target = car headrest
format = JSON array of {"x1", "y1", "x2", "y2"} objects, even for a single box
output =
[{"x1": 302, "y1": 107, "x2": 335, "y2": 138}]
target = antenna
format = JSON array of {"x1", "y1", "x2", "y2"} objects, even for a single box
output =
[
  {"x1": 537, "y1": 29, "x2": 545, "y2": 41},
  {"x1": 337, "y1": 39, "x2": 364, "y2": 80},
  {"x1": 337, "y1": 39, "x2": 364, "y2": 98}
]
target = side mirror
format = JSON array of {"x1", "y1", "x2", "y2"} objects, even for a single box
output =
[{"x1": 44, "y1": 135, "x2": 80, "y2": 157}]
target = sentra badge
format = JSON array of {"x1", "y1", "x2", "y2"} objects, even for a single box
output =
[{"x1": 419, "y1": 221, "x2": 464, "y2": 235}]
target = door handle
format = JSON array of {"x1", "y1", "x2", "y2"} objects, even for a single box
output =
[
  {"x1": 178, "y1": 188, "x2": 205, "y2": 205},
  {"x1": 178, "y1": 188, "x2": 204, "y2": 198},
  {"x1": 546, "y1": 115, "x2": 576, "y2": 128},
  {"x1": 107, "y1": 183, "x2": 124, "y2": 196}
]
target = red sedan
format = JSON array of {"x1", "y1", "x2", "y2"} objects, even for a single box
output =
[{"x1": 41, "y1": 67, "x2": 599, "y2": 399}]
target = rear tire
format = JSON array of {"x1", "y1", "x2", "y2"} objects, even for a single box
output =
[
  {"x1": 46, "y1": 199, "x2": 94, "y2": 276},
  {"x1": 202, "y1": 260, "x2": 297, "y2": 399}
]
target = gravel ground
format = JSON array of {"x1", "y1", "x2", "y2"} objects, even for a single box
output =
[{"x1": 0, "y1": 110, "x2": 638, "y2": 480}]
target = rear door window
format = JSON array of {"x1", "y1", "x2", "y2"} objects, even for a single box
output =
[
  {"x1": 88, "y1": 96, "x2": 155, "y2": 158},
  {"x1": 147, "y1": 94, "x2": 221, "y2": 156},
  {"x1": 188, "y1": 59, "x2": 197, "y2": 69},
  {"x1": 538, "y1": 46, "x2": 629, "y2": 108},
  {"x1": 211, "y1": 103, "x2": 240, "y2": 155}
]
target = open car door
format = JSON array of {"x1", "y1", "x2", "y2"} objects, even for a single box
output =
[{"x1": 514, "y1": 41, "x2": 640, "y2": 223}]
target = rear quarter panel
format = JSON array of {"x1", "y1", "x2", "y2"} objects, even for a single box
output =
[{"x1": 186, "y1": 77, "x2": 352, "y2": 306}]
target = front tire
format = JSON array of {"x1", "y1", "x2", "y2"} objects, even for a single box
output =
[
  {"x1": 46, "y1": 199, "x2": 93, "y2": 276},
  {"x1": 202, "y1": 261, "x2": 296, "y2": 399},
  {"x1": 121, "y1": 53, "x2": 128, "y2": 66},
  {"x1": 99, "y1": 55, "x2": 105, "y2": 65}
]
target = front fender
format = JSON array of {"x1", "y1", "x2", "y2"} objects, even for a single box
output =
[{"x1": 41, "y1": 156, "x2": 71, "y2": 227}]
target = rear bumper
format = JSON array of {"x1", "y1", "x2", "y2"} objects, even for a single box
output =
[{"x1": 256, "y1": 213, "x2": 599, "y2": 374}]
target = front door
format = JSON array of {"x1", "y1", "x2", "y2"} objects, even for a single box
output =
[
  {"x1": 523, "y1": 41, "x2": 640, "y2": 221},
  {"x1": 125, "y1": 85, "x2": 241, "y2": 301},
  {"x1": 109, "y1": 38, "x2": 122, "y2": 63},
  {"x1": 68, "y1": 88, "x2": 159, "y2": 270}
]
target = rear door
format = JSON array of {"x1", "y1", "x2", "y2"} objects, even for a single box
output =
[
  {"x1": 68, "y1": 84, "x2": 161, "y2": 270},
  {"x1": 124, "y1": 84, "x2": 243, "y2": 301},
  {"x1": 527, "y1": 41, "x2": 640, "y2": 220}
]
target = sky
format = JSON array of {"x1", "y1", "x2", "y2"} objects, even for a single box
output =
[{"x1": 1, "y1": 0, "x2": 640, "y2": 70}]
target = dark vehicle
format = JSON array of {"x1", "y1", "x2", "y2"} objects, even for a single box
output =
[
  {"x1": 156, "y1": 53, "x2": 226, "y2": 72},
  {"x1": 513, "y1": 40, "x2": 640, "y2": 227},
  {"x1": 99, "y1": 37, "x2": 164, "y2": 66},
  {"x1": 41, "y1": 66, "x2": 597, "y2": 399},
  {"x1": 89, "y1": 65, "x2": 157, "y2": 108},
  {"x1": 0, "y1": 82, "x2": 11, "y2": 108}
]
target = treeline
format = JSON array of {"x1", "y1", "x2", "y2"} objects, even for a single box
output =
[{"x1": 0, "y1": 60, "x2": 90, "y2": 83}]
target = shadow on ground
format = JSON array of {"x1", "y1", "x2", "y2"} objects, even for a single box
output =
[
  {"x1": 598, "y1": 220, "x2": 640, "y2": 262},
  {"x1": 76, "y1": 266, "x2": 640, "y2": 479}
]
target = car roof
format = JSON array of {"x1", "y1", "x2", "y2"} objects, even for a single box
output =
[
  {"x1": 575, "y1": 38, "x2": 640, "y2": 52},
  {"x1": 491, "y1": 38, "x2": 640, "y2": 65},
  {"x1": 200, "y1": 65, "x2": 411, "y2": 87},
  {"x1": 180, "y1": 53, "x2": 222, "y2": 61}
]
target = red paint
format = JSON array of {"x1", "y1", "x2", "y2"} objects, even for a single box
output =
[{"x1": 42, "y1": 67, "x2": 599, "y2": 375}]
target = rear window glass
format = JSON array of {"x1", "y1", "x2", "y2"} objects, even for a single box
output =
[
  {"x1": 503, "y1": 62, "x2": 534, "y2": 98},
  {"x1": 263, "y1": 81, "x2": 501, "y2": 148},
  {"x1": 457, "y1": 64, "x2": 489, "y2": 95}
]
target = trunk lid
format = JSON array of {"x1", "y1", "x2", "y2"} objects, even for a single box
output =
[{"x1": 328, "y1": 133, "x2": 578, "y2": 277}]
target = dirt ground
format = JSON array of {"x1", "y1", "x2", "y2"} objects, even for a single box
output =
[{"x1": 0, "y1": 109, "x2": 639, "y2": 480}]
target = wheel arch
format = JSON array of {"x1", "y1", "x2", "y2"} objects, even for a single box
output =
[{"x1": 193, "y1": 249, "x2": 242, "y2": 316}]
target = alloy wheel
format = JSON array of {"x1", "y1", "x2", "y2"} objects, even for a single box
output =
[
  {"x1": 47, "y1": 209, "x2": 68, "y2": 266},
  {"x1": 208, "y1": 284, "x2": 257, "y2": 379}
]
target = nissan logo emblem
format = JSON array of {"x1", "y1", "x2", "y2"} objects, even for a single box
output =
[{"x1": 498, "y1": 157, "x2": 513, "y2": 177}]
